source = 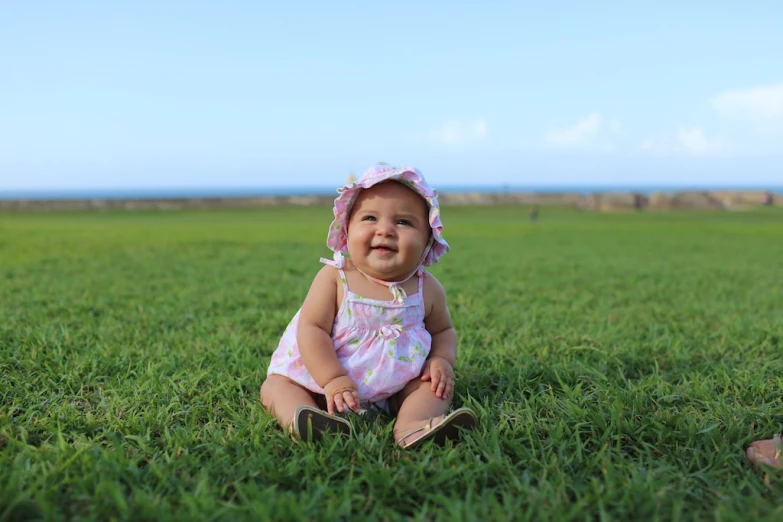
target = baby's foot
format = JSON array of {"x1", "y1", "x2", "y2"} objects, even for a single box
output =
[
  {"x1": 746, "y1": 435, "x2": 782, "y2": 469},
  {"x1": 395, "y1": 407, "x2": 477, "y2": 449}
]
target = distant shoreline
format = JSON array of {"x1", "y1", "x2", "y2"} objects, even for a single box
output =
[
  {"x1": 2, "y1": 184, "x2": 783, "y2": 201},
  {"x1": 1, "y1": 189, "x2": 780, "y2": 212}
]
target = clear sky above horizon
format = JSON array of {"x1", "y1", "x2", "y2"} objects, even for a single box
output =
[{"x1": 2, "y1": 1, "x2": 781, "y2": 190}]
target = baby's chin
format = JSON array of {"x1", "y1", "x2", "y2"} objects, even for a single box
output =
[{"x1": 354, "y1": 260, "x2": 416, "y2": 282}]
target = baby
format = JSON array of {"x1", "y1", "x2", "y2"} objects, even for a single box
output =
[{"x1": 260, "y1": 163, "x2": 477, "y2": 448}]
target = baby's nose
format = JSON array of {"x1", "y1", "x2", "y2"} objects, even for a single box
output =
[{"x1": 376, "y1": 221, "x2": 396, "y2": 236}]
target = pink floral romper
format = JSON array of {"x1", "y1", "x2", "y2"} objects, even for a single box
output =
[{"x1": 267, "y1": 267, "x2": 431, "y2": 410}]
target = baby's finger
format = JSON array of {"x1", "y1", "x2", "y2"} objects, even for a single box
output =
[
  {"x1": 342, "y1": 391, "x2": 357, "y2": 411},
  {"x1": 442, "y1": 380, "x2": 454, "y2": 400},
  {"x1": 334, "y1": 393, "x2": 346, "y2": 413},
  {"x1": 351, "y1": 390, "x2": 361, "y2": 410},
  {"x1": 430, "y1": 372, "x2": 441, "y2": 392},
  {"x1": 326, "y1": 395, "x2": 335, "y2": 415},
  {"x1": 436, "y1": 379, "x2": 447, "y2": 398},
  {"x1": 421, "y1": 367, "x2": 431, "y2": 381}
]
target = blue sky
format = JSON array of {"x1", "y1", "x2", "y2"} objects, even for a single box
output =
[{"x1": 2, "y1": 1, "x2": 781, "y2": 191}]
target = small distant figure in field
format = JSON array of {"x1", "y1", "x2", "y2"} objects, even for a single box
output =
[
  {"x1": 746, "y1": 434, "x2": 782, "y2": 469},
  {"x1": 529, "y1": 205, "x2": 539, "y2": 223},
  {"x1": 260, "y1": 163, "x2": 477, "y2": 448},
  {"x1": 633, "y1": 194, "x2": 645, "y2": 211}
]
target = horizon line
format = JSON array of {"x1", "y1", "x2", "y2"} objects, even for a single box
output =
[{"x1": 2, "y1": 183, "x2": 782, "y2": 201}]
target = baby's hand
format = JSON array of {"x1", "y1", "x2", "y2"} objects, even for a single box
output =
[
  {"x1": 421, "y1": 356, "x2": 454, "y2": 400},
  {"x1": 323, "y1": 375, "x2": 360, "y2": 414}
]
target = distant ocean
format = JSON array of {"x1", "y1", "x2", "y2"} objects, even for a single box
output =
[{"x1": 1, "y1": 185, "x2": 781, "y2": 201}]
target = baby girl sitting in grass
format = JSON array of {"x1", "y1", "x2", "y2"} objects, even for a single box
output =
[{"x1": 260, "y1": 163, "x2": 477, "y2": 448}]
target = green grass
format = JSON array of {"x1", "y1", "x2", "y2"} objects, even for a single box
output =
[{"x1": 2, "y1": 205, "x2": 782, "y2": 521}]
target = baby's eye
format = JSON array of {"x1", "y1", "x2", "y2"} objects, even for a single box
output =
[
  {"x1": 396, "y1": 219, "x2": 413, "y2": 226},
  {"x1": 362, "y1": 215, "x2": 377, "y2": 222}
]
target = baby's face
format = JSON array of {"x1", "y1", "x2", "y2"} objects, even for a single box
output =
[{"x1": 346, "y1": 181, "x2": 430, "y2": 282}]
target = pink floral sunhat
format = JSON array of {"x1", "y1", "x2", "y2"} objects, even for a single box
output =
[{"x1": 325, "y1": 163, "x2": 449, "y2": 267}]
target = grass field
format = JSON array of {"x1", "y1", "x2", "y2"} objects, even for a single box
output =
[{"x1": 2, "y1": 205, "x2": 782, "y2": 521}]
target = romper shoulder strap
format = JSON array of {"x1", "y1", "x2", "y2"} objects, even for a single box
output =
[
  {"x1": 335, "y1": 268, "x2": 350, "y2": 294},
  {"x1": 320, "y1": 253, "x2": 350, "y2": 294}
]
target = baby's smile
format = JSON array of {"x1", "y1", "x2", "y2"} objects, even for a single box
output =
[{"x1": 370, "y1": 243, "x2": 398, "y2": 255}]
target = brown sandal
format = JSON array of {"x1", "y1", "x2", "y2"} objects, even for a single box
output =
[
  {"x1": 396, "y1": 407, "x2": 478, "y2": 449},
  {"x1": 746, "y1": 435, "x2": 782, "y2": 469},
  {"x1": 291, "y1": 405, "x2": 352, "y2": 442}
]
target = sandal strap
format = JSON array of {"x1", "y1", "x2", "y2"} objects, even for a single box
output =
[
  {"x1": 395, "y1": 408, "x2": 478, "y2": 449},
  {"x1": 395, "y1": 415, "x2": 445, "y2": 446},
  {"x1": 287, "y1": 422, "x2": 299, "y2": 443}
]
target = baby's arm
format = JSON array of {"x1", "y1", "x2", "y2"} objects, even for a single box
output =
[
  {"x1": 422, "y1": 273, "x2": 457, "y2": 399},
  {"x1": 297, "y1": 266, "x2": 360, "y2": 413}
]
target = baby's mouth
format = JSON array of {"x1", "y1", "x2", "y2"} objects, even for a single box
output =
[{"x1": 371, "y1": 245, "x2": 397, "y2": 254}]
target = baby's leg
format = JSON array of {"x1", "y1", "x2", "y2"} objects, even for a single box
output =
[
  {"x1": 260, "y1": 374, "x2": 319, "y2": 429},
  {"x1": 391, "y1": 378, "x2": 451, "y2": 442}
]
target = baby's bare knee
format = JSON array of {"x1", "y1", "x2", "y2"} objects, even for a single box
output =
[
  {"x1": 403, "y1": 376, "x2": 433, "y2": 395},
  {"x1": 390, "y1": 377, "x2": 436, "y2": 410},
  {"x1": 260, "y1": 375, "x2": 285, "y2": 410}
]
